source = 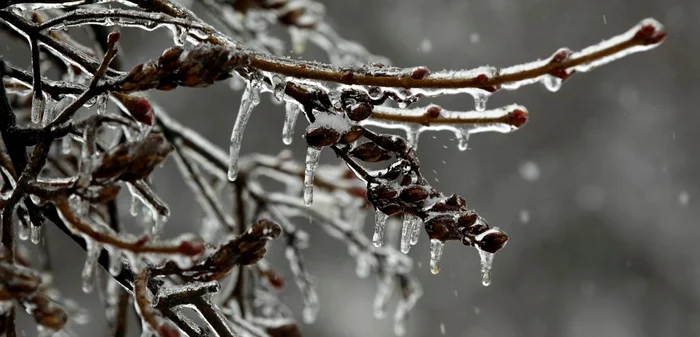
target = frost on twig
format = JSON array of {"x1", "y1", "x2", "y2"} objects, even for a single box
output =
[{"x1": 0, "y1": 1, "x2": 666, "y2": 336}]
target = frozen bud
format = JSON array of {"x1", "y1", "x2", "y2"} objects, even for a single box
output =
[
  {"x1": 278, "y1": 8, "x2": 306, "y2": 26},
  {"x1": 370, "y1": 134, "x2": 410, "y2": 154},
  {"x1": 347, "y1": 102, "x2": 373, "y2": 121},
  {"x1": 178, "y1": 240, "x2": 205, "y2": 256},
  {"x1": 368, "y1": 184, "x2": 399, "y2": 200},
  {"x1": 445, "y1": 194, "x2": 467, "y2": 208},
  {"x1": 349, "y1": 142, "x2": 392, "y2": 162},
  {"x1": 158, "y1": 324, "x2": 180, "y2": 337},
  {"x1": 93, "y1": 133, "x2": 173, "y2": 182},
  {"x1": 28, "y1": 294, "x2": 68, "y2": 330},
  {"x1": 340, "y1": 125, "x2": 365, "y2": 144},
  {"x1": 399, "y1": 185, "x2": 430, "y2": 203},
  {"x1": 477, "y1": 230, "x2": 508, "y2": 253},
  {"x1": 426, "y1": 105, "x2": 442, "y2": 118},
  {"x1": 159, "y1": 46, "x2": 185, "y2": 71},
  {"x1": 505, "y1": 109, "x2": 528, "y2": 129},
  {"x1": 424, "y1": 214, "x2": 460, "y2": 241},
  {"x1": 107, "y1": 31, "x2": 121, "y2": 45},
  {"x1": 411, "y1": 66, "x2": 430, "y2": 79},
  {"x1": 377, "y1": 203, "x2": 403, "y2": 216},
  {"x1": 634, "y1": 22, "x2": 667, "y2": 45},
  {"x1": 305, "y1": 126, "x2": 340, "y2": 148},
  {"x1": 457, "y1": 211, "x2": 478, "y2": 227},
  {"x1": 112, "y1": 93, "x2": 155, "y2": 125}
]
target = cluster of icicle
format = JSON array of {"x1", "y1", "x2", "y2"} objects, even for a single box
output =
[{"x1": 223, "y1": 20, "x2": 666, "y2": 294}]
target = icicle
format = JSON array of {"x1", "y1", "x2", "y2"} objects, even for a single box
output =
[
  {"x1": 95, "y1": 94, "x2": 108, "y2": 114},
  {"x1": 108, "y1": 248, "x2": 123, "y2": 276},
  {"x1": 31, "y1": 93, "x2": 45, "y2": 124},
  {"x1": 41, "y1": 97, "x2": 56, "y2": 127},
  {"x1": 30, "y1": 225, "x2": 42, "y2": 244},
  {"x1": 130, "y1": 193, "x2": 140, "y2": 217},
  {"x1": 401, "y1": 213, "x2": 421, "y2": 254},
  {"x1": 227, "y1": 82, "x2": 261, "y2": 181},
  {"x1": 456, "y1": 128, "x2": 470, "y2": 151},
  {"x1": 372, "y1": 209, "x2": 389, "y2": 248},
  {"x1": 151, "y1": 213, "x2": 168, "y2": 240},
  {"x1": 477, "y1": 248, "x2": 495, "y2": 286},
  {"x1": 82, "y1": 241, "x2": 103, "y2": 293},
  {"x1": 542, "y1": 75, "x2": 563, "y2": 92},
  {"x1": 302, "y1": 146, "x2": 322, "y2": 206},
  {"x1": 473, "y1": 91, "x2": 489, "y2": 111},
  {"x1": 429, "y1": 239, "x2": 445, "y2": 275},
  {"x1": 405, "y1": 127, "x2": 420, "y2": 150},
  {"x1": 289, "y1": 26, "x2": 310, "y2": 54},
  {"x1": 271, "y1": 74, "x2": 286, "y2": 103},
  {"x1": 61, "y1": 136, "x2": 72, "y2": 154},
  {"x1": 173, "y1": 26, "x2": 188, "y2": 46},
  {"x1": 18, "y1": 214, "x2": 30, "y2": 241},
  {"x1": 282, "y1": 102, "x2": 300, "y2": 145},
  {"x1": 373, "y1": 273, "x2": 394, "y2": 319},
  {"x1": 409, "y1": 215, "x2": 421, "y2": 246}
]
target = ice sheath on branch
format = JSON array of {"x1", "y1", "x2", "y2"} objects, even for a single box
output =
[{"x1": 0, "y1": 1, "x2": 665, "y2": 336}]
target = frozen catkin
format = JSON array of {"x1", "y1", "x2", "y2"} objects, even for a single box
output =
[{"x1": 0, "y1": 1, "x2": 666, "y2": 336}]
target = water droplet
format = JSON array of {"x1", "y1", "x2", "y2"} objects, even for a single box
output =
[{"x1": 542, "y1": 74, "x2": 562, "y2": 92}]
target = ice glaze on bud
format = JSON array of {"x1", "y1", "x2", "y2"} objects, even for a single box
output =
[
  {"x1": 305, "y1": 126, "x2": 341, "y2": 148},
  {"x1": 476, "y1": 230, "x2": 509, "y2": 254}
]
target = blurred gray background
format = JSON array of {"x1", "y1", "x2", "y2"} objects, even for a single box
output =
[{"x1": 5, "y1": 0, "x2": 700, "y2": 336}]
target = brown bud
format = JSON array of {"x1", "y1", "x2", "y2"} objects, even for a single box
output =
[
  {"x1": 445, "y1": 194, "x2": 466, "y2": 208},
  {"x1": 305, "y1": 126, "x2": 340, "y2": 147},
  {"x1": 349, "y1": 142, "x2": 392, "y2": 163},
  {"x1": 477, "y1": 230, "x2": 509, "y2": 253},
  {"x1": 378, "y1": 203, "x2": 402, "y2": 216},
  {"x1": 369, "y1": 184, "x2": 398, "y2": 200},
  {"x1": 340, "y1": 125, "x2": 364, "y2": 144},
  {"x1": 399, "y1": 185, "x2": 429, "y2": 203},
  {"x1": 411, "y1": 66, "x2": 430, "y2": 79},
  {"x1": 424, "y1": 214, "x2": 460, "y2": 241},
  {"x1": 457, "y1": 211, "x2": 478, "y2": 227},
  {"x1": 93, "y1": 133, "x2": 173, "y2": 182},
  {"x1": 346, "y1": 102, "x2": 373, "y2": 121},
  {"x1": 426, "y1": 105, "x2": 441, "y2": 118}
]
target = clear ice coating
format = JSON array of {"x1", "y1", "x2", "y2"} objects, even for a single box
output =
[
  {"x1": 372, "y1": 209, "x2": 389, "y2": 248},
  {"x1": 228, "y1": 81, "x2": 261, "y2": 181},
  {"x1": 477, "y1": 247, "x2": 495, "y2": 287},
  {"x1": 282, "y1": 102, "x2": 301, "y2": 145},
  {"x1": 429, "y1": 239, "x2": 445, "y2": 275},
  {"x1": 302, "y1": 146, "x2": 322, "y2": 206},
  {"x1": 361, "y1": 104, "x2": 527, "y2": 152}
]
